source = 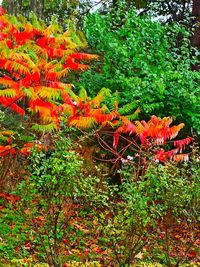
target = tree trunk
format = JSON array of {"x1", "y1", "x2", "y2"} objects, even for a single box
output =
[
  {"x1": 2, "y1": 0, "x2": 20, "y2": 15},
  {"x1": 191, "y1": 0, "x2": 200, "y2": 69},
  {"x1": 30, "y1": 0, "x2": 44, "y2": 18}
]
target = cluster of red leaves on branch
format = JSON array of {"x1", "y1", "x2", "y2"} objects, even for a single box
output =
[
  {"x1": 113, "y1": 115, "x2": 193, "y2": 162},
  {"x1": 0, "y1": 128, "x2": 47, "y2": 157},
  {"x1": 0, "y1": 7, "x2": 100, "y2": 155},
  {"x1": 0, "y1": 6, "x2": 98, "y2": 128},
  {"x1": 94, "y1": 115, "x2": 193, "y2": 172}
]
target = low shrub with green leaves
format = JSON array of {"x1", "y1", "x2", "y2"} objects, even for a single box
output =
[
  {"x1": 0, "y1": 141, "x2": 199, "y2": 266},
  {"x1": 79, "y1": 144, "x2": 200, "y2": 266},
  {"x1": 18, "y1": 136, "x2": 84, "y2": 267},
  {"x1": 0, "y1": 132, "x2": 85, "y2": 266}
]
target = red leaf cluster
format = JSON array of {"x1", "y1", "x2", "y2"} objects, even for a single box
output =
[{"x1": 0, "y1": 8, "x2": 97, "y2": 129}]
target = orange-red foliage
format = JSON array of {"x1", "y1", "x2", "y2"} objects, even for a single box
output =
[{"x1": 0, "y1": 8, "x2": 192, "y2": 162}]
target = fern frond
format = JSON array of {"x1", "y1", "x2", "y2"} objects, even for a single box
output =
[
  {"x1": 0, "y1": 43, "x2": 11, "y2": 56},
  {"x1": 118, "y1": 101, "x2": 138, "y2": 115},
  {"x1": 0, "y1": 96, "x2": 24, "y2": 115},
  {"x1": 135, "y1": 121, "x2": 144, "y2": 135},
  {"x1": 26, "y1": 43, "x2": 48, "y2": 59},
  {"x1": 37, "y1": 86, "x2": 62, "y2": 100},
  {"x1": 67, "y1": 28, "x2": 87, "y2": 48},
  {"x1": 0, "y1": 130, "x2": 14, "y2": 142},
  {"x1": 64, "y1": 57, "x2": 89, "y2": 71},
  {"x1": 8, "y1": 52, "x2": 36, "y2": 68},
  {"x1": 46, "y1": 80, "x2": 72, "y2": 90},
  {"x1": 60, "y1": 103, "x2": 75, "y2": 116},
  {"x1": 4, "y1": 59, "x2": 30, "y2": 75},
  {"x1": 16, "y1": 14, "x2": 28, "y2": 28},
  {"x1": 29, "y1": 12, "x2": 42, "y2": 29},
  {"x1": 88, "y1": 105, "x2": 107, "y2": 116},
  {"x1": 95, "y1": 110, "x2": 119, "y2": 123},
  {"x1": 174, "y1": 137, "x2": 193, "y2": 152},
  {"x1": 126, "y1": 108, "x2": 140, "y2": 120},
  {"x1": 70, "y1": 53, "x2": 98, "y2": 61},
  {"x1": 0, "y1": 89, "x2": 17, "y2": 97},
  {"x1": 26, "y1": 49, "x2": 38, "y2": 63},
  {"x1": 0, "y1": 77, "x2": 18, "y2": 88},
  {"x1": 169, "y1": 123, "x2": 185, "y2": 139},
  {"x1": 54, "y1": 68, "x2": 69, "y2": 80},
  {"x1": 8, "y1": 15, "x2": 20, "y2": 27},
  {"x1": 0, "y1": 130, "x2": 14, "y2": 136},
  {"x1": 0, "y1": 145, "x2": 15, "y2": 156},
  {"x1": 64, "y1": 89, "x2": 79, "y2": 103},
  {"x1": 78, "y1": 88, "x2": 88, "y2": 101},
  {"x1": 91, "y1": 88, "x2": 111, "y2": 108},
  {"x1": 44, "y1": 60, "x2": 59, "y2": 70},
  {"x1": 69, "y1": 116, "x2": 97, "y2": 129},
  {"x1": 173, "y1": 153, "x2": 189, "y2": 162},
  {"x1": 32, "y1": 122, "x2": 58, "y2": 132},
  {"x1": 45, "y1": 45, "x2": 67, "y2": 59},
  {"x1": 76, "y1": 30, "x2": 88, "y2": 47}
]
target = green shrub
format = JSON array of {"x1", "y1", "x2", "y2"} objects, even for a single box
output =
[
  {"x1": 81, "y1": 144, "x2": 200, "y2": 266},
  {"x1": 80, "y1": 8, "x2": 200, "y2": 134},
  {"x1": 18, "y1": 135, "x2": 83, "y2": 267}
]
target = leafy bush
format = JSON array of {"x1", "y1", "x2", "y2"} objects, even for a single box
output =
[
  {"x1": 80, "y1": 8, "x2": 200, "y2": 133},
  {"x1": 0, "y1": 133, "x2": 84, "y2": 266},
  {"x1": 0, "y1": 137, "x2": 199, "y2": 266},
  {"x1": 79, "y1": 143, "x2": 200, "y2": 266}
]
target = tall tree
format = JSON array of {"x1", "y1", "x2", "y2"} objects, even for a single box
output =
[
  {"x1": 30, "y1": 0, "x2": 44, "y2": 18},
  {"x1": 191, "y1": 0, "x2": 200, "y2": 54},
  {"x1": 2, "y1": 0, "x2": 79, "y2": 22}
]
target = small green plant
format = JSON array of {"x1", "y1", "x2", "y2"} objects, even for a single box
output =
[
  {"x1": 0, "y1": 205, "x2": 31, "y2": 260},
  {"x1": 15, "y1": 133, "x2": 84, "y2": 267}
]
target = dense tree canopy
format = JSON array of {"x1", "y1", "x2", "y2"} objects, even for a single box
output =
[{"x1": 79, "y1": 9, "x2": 200, "y2": 133}]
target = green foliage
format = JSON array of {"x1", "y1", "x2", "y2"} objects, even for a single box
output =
[
  {"x1": 0, "y1": 140, "x2": 199, "y2": 265},
  {"x1": 81, "y1": 8, "x2": 200, "y2": 133},
  {"x1": 9, "y1": 133, "x2": 84, "y2": 267},
  {"x1": 0, "y1": 208, "x2": 30, "y2": 260},
  {"x1": 78, "y1": 143, "x2": 200, "y2": 266},
  {"x1": 0, "y1": 7, "x2": 199, "y2": 266},
  {"x1": 2, "y1": 0, "x2": 79, "y2": 23}
]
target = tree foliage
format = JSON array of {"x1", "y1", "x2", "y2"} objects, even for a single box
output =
[
  {"x1": 0, "y1": 6, "x2": 98, "y2": 130},
  {"x1": 2, "y1": 0, "x2": 79, "y2": 23},
  {"x1": 80, "y1": 8, "x2": 200, "y2": 133}
]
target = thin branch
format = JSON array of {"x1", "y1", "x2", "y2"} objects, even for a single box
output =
[{"x1": 78, "y1": 0, "x2": 110, "y2": 17}]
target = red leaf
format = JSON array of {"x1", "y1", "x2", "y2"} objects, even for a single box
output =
[
  {"x1": 64, "y1": 57, "x2": 88, "y2": 70},
  {"x1": 0, "y1": 145, "x2": 15, "y2": 156},
  {"x1": 0, "y1": 6, "x2": 6, "y2": 16},
  {"x1": 69, "y1": 53, "x2": 98, "y2": 60},
  {"x1": 0, "y1": 97, "x2": 25, "y2": 116},
  {"x1": 173, "y1": 153, "x2": 189, "y2": 162},
  {"x1": 0, "y1": 19, "x2": 6, "y2": 29},
  {"x1": 113, "y1": 131, "x2": 119, "y2": 149},
  {"x1": 0, "y1": 32, "x2": 7, "y2": 40},
  {"x1": 155, "y1": 149, "x2": 168, "y2": 162},
  {"x1": 187, "y1": 251, "x2": 196, "y2": 258},
  {"x1": 174, "y1": 137, "x2": 193, "y2": 152},
  {"x1": 6, "y1": 40, "x2": 12, "y2": 48}
]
